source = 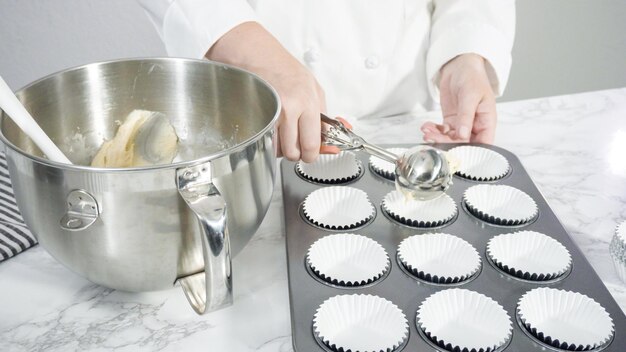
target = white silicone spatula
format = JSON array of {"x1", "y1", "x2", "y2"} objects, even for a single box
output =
[{"x1": 0, "y1": 75, "x2": 71, "y2": 164}]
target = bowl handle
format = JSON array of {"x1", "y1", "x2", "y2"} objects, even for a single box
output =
[{"x1": 175, "y1": 163, "x2": 233, "y2": 314}]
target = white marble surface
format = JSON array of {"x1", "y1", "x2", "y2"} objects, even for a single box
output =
[{"x1": 1, "y1": 88, "x2": 625, "y2": 351}]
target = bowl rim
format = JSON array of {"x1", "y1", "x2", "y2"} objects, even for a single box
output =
[{"x1": 0, "y1": 57, "x2": 281, "y2": 173}]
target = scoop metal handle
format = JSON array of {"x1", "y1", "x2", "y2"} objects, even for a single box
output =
[
  {"x1": 320, "y1": 113, "x2": 398, "y2": 162},
  {"x1": 362, "y1": 143, "x2": 399, "y2": 163},
  {"x1": 0, "y1": 75, "x2": 71, "y2": 164}
]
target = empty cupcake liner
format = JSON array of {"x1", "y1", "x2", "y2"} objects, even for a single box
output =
[
  {"x1": 313, "y1": 294, "x2": 409, "y2": 352},
  {"x1": 398, "y1": 233, "x2": 481, "y2": 284},
  {"x1": 448, "y1": 146, "x2": 510, "y2": 181},
  {"x1": 609, "y1": 237, "x2": 626, "y2": 264},
  {"x1": 369, "y1": 148, "x2": 407, "y2": 180},
  {"x1": 382, "y1": 190, "x2": 457, "y2": 228},
  {"x1": 517, "y1": 287, "x2": 614, "y2": 351},
  {"x1": 609, "y1": 220, "x2": 626, "y2": 260},
  {"x1": 487, "y1": 230, "x2": 572, "y2": 281},
  {"x1": 611, "y1": 255, "x2": 626, "y2": 285},
  {"x1": 609, "y1": 220, "x2": 626, "y2": 284},
  {"x1": 463, "y1": 184, "x2": 538, "y2": 226},
  {"x1": 307, "y1": 233, "x2": 390, "y2": 287},
  {"x1": 302, "y1": 186, "x2": 375, "y2": 230},
  {"x1": 617, "y1": 219, "x2": 626, "y2": 243},
  {"x1": 417, "y1": 288, "x2": 512, "y2": 352},
  {"x1": 297, "y1": 151, "x2": 362, "y2": 184}
]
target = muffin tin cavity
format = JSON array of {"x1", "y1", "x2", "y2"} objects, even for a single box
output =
[
  {"x1": 487, "y1": 230, "x2": 572, "y2": 281},
  {"x1": 302, "y1": 186, "x2": 375, "y2": 230},
  {"x1": 517, "y1": 288, "x2": 614, "y2": 351},
  {"x1": 313, "y1": 294, "x2": 409, "y2": 352},
  {"x1": 382, "y1": 190, "x2": 457, "y2": 228},
  {"x1": 448, "y1": 145, "x2": 510, "y2": 181},
  {"x1": 307, "y1": 233, "x2": 389, "y2": 287},
  {"x1": 463, "y1": 184, "x2": 538, "y2": 226},
  {"x1": 397, "y1": 233, "x2": 481, "y2": 284},
  {"x1": 417, "y1": 288, "x2": 513, "y2": 352},
  {"x1": 297, "y1": 151, "x2": 363, "y2": 184}
]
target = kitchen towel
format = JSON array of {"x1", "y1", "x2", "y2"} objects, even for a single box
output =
[{"x1": 0, "y1": 152, "x2": 37, "y2": 262}]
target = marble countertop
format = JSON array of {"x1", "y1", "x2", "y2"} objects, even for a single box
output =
[{"x1": 1, "y1": 88, "x2": 625, "y2": 351}]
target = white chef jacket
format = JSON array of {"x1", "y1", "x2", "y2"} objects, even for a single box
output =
[{"x1": 138, "y1": 0, "x2": 515, "y2": 119}]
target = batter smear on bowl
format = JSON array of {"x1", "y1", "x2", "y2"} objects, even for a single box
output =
[{"x1": 91, "y1": 109, "x2": 178, "y2": 167}]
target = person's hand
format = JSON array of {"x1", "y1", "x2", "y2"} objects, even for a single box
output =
[
  {"x1": 421, "y1": 53, "x2": 497, "y2": 144},
  {"x1": 207, "y1": 22, "x2": 325, "y2": 162}
]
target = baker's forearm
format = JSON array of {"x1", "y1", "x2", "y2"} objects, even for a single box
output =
[
  {"x1": 205, "y1": 21, "x2": 326, "y2": 163},
  {"x1": 206, "y1": 22, "x2": 294, "y2": 72}
]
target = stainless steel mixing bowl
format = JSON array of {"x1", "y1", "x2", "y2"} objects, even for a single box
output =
[{"x1": 0, "y1": 58, "x2": 280, "y2": 314}]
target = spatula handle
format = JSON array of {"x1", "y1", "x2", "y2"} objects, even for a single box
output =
[{"x1": 0, "y1": 75, "x2": 71, "y2": 164}]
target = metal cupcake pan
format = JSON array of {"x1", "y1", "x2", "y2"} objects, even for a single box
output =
[{"x1": 281, "y1": 143, "x2": 626, "y2": 351}]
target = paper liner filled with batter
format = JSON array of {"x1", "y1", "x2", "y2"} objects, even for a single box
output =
[
  {"x1": 382, "y1": 190, "x2": 457, "y2": 228},
  {"x1": 397, "y1": 233, "x2": 480, "y2": 284},
  {"x1": 517, "y1": 287, "x2": 614, "y2": 351},
  {"x1": 487, "y1": 230, "x2": 571, "y2": 281},
  {"x1": 417, "y1": 288, "x2": 512, "y2": 352},
  {"x1": 307, "y1": 233, "x2": 389, "y2": 287},
  {"x1": 313, "y1": 294, "x2": 409, "y2": 352},
  {"x1": 463, "y1": 184, "x2": 538, "y2": 226},
  {"x1": 297, "y1": 151, "x2": 362, "y2": 184},
  {"x1": 448, "y1": 146, "x2": 510, "y2": 181},
  {"x1": 302, "y1": 186, "x2": 375, "y2": 230}
]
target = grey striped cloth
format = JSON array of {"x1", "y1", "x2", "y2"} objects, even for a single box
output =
[{"x1": 0, "y1": 152, "x2": 37, "y2": 262}]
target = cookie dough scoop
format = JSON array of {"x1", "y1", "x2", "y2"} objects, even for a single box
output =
[{"x1": 321, "y1": 113, "x2": 453, "y2": 200}]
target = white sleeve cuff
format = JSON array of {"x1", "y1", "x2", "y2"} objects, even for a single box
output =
[
  {"x1": 426, "y1": 22, "x2": 513, "y2": 102},
  {"x1": 161, "y1": 0, "x2": 258, "y2": 59}
]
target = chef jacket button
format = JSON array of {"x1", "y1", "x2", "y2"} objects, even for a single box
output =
[
  {"x1": 304, "y1": 48, "x2": 320, "y2": 64},
  {"x1": 365, "y1": 56, "x2": 380, "y2": 69}
]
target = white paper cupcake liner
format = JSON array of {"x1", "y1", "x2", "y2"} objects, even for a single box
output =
[
  {"x1": 302, "y1": 186, "x2": 375, "y2": 230},
  {"x1": 397, "y1": 233, "x2": 480, "y2": 284},
  {"x1": 369, "y1": 148, "x2": 407, "y2": 180},
  {"x1": 610, "y1": 220, "x2": 626, "y2": 284},
  {"x1": 448, "y1": 146, "x2": 510, "y2": 181},
  {"x1": 611, "y1": 255, "x2": 626, "y2": 284},
  {"x1": 382, "y1": 190, "x2": 457, "y2": 228},
  {"x1": 297, "y1": 151, "x2": 362, "y2": 184},
  {"x1": 463, "y1": 184, "x2": 538, "y2": 226},
  {"x1": 417, "y1": 288, "x2": 512, "y2": 352},
  {"x1": 517, "y1": 287, "x2": 614, "y2": 351},
  {"x1": 617, "y1": 219, "x2": 626, "y2": 244},
  {"x1": 609, "y1": 220, "x2": 626, "y2": 261},
  {"x1": 487, "y1": 231, "x2": 572, "y2": 281},
  {"x1": 313, "y1": 294, "x2": 409, "y2": 352},
  {"x1": 307, "y1": 233, "x2": 390, "y2": 287}
]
